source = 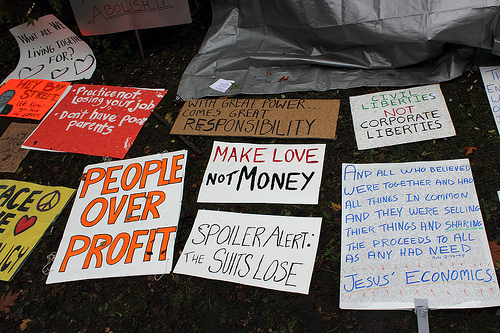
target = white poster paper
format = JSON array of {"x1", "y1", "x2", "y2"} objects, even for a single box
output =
[
  {"x1": 174, "y1": 210, "x2": 322, "y2": 294},
  {"x1": 46, "y1": 151, "x2": 187, "y2": 283},
  {"x1": 3, "y1": 15, "x2": 96, "y2": 84},
  {"x1": 198, "y1": 141, "x2": 325, "y2": 204},
  {"x1": 349, "y1": 84, "x2": 455, "y2": 150},
  {"x1": 69, "y1": 0, "x2": 191, "y2": 36},
  {"x1": 340, "y1": 159, "x2": 500, "y2": 309},
  {"x1": 480, "y1": 66, "x2": 500, "y2": 134}
]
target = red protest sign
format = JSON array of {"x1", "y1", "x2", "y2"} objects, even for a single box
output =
[{"x1": 22, "y1": 84, "x2": 166, "y2": 158}]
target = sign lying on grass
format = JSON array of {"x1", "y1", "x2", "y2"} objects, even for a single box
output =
[
  {"x1": 198, "y1": 141, "x2": 325, "y2": 204},
  {"x1": 171, "y1": 99, "x2": 340, "y2": 139},
  {"x1": 174, "y1": 210, "x2": 322, "y2": 294},
  {"x1": 3, "y1": 15, "x2": 96, "y2": 83},
  {"x1": 480, "y1": 66, "x2": 500, "y2": 134},
  {"x1": 340, "y1": 159, "x2": 500, "y2": 309},
  {"x1": 349, "y1": 84, "x2": 455, "y2": 150},
  {"x1": 46, "y1": 151, "x2": 187, "y2": 284},
  {"x1": 0, "y1": 79, "x2": 70, "y2": 120},
  {"x1": 69, "y1": 0, "x2": 192, "y2": 36},
  {"x1": 0, "y1": 180, "x2": 74, "y2": 281},
  {"x1": 22, "y1": 84, "x2": 166, "y2": 159},
  {"x1": 0, "y1": 123, "x2": 38, "y2": 173}
]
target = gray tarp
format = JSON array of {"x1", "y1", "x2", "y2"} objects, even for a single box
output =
[{"x1": 177, "y1": 0, "x2": 500, "y2": 100}]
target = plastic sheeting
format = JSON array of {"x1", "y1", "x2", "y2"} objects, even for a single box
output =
[{"x1": 177, "y1": 0, "x2": 500, "y2": 100}]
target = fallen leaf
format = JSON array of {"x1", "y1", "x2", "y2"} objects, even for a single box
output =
[
  {"x1": 267, "y1": 70, "x2": 271, "y2": 75},
  {"x1": 0, "y1": 291, "x2": 20, "y2": 314},
  {"x1": 331, "y1": 202, "x2": 341, "y2": 211},
  {"x1": 279, "y1": 76, "x2": 289, "y2": 82},
  {"x1": 489, "y1": 239, "x2": 500, "y2": 268},
  {"x1": 20, "y1": 319, "x2": 32, "y2": 331},
  {"x1": 465, "y1": 146, "x2": 477, "y2": 156}
]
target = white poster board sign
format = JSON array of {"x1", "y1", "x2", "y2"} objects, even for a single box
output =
[
  {"x1": 198, "y1": 141, "x2": 325, "y2": 204},
  {"x1": 69, "y1": 0, "x2": 191, "y2": 36},
  {"x1": 46, "y1": 151, "x2": 187, "y2": 283},
  {"x1": 174, "y1": 210, "x2": 322, "y2": 294},
  {"x1": 3, "y1": 15, "x2": 96, "y2": 83},
  {"x1": 340, "y1": 159, "x2": 500, "y2": 309},
  {"x1": 349, "y1": 84, "x2": 455, "y2": 150},
  {"x1": 480, "y1": 66, "x2": 500, "y2": 134}
]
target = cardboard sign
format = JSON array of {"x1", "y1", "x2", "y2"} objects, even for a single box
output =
[
  {"x1": 0, "y1": 79, "x2": 70, "y2": 120},
  {"x1": 3, "y1": 15, "x2": 96, "y2": 84},
  {"x1": 198, "y1": 141, "x2": 325, "y2": 204},
  {"x1": 480, "y1": 66, "x2": 500, "y2": 134},
  {"x1": 340, "y1": 159, "x2": 500, "y2": 309},
  {"x1": 22, "y1": 84, "x2": 166, "y2": 159},
  {"x1": 171, "y1": 99, "x2": 340, "y2": 139},
  {"x1": 46, "y1": 151, "x2": 187, "y2": 284},
  {"x1": 0, "y1": 123, "x2": 38, "y2": 173},
  {"x1": 349, "y1": 84, "x2": 455, "y2": 150},
  {"x1": 0, "y1": 180, "x2": 74, "y2": 281},
  {"x1": 174, "y1": 210, "x2": 322, "y2": 294},
  {"x1": 69, "y1": 0, "x2": 191, "y2": 36}
]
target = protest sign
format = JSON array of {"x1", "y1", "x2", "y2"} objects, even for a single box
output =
[
  {"x1": 480, "y1": 67, "x2": 500, "y2": 134},
  {"x1": 171, "y1": 99, "x2": 340, "y2": 139},
  {"x1": 340, "y1": 159, "x2": 500, "y2": 309},
  {"x1": 3, "y1": 15, "x2": 96, "y2": 84},
  {"x1": 22, "y1": 84, "x2": 166, "y2": 159},
  {"x1": 0, "y1": 180, "x2": 74, "y2": 281},
  {"x1": 0, "y1": 123, "x2": 38, "y2": 173},
  {"x1": 198, "y1": 141, "x2": 325, "y2": 204},
  {"x1": 0, "y1": 79, "x2": 70, "y2": 120},
  {"x1": 349, "y1": 84, "x2": 455, "y2": 150},
  {"x1": 174, "y1": 210, "x2": 322, "y2": 294},
  {"x1": 46, "y1": 151, "x2": 187, "y2": 284},
  {"x1": 69, "y1": 0, "x2": 191, "y2": 36}
]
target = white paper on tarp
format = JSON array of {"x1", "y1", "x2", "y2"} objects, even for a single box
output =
[
  {"x1": 198, "y1": 141, "x2": 325, "y2": 204},
  {"x1": 349, "y1": 84, "x2": 456, "y2": 150},
  {"x1": 340, "y1": 159, "x2": 500, "y2": 310},
  {"x1": 173, "y1": 210, "x2": 322, "y2": 294},
  {"x1": 480, "y1": 67, "x2": 500, "y2": 135},
  {"x1": 69, "y1": 0, "x2": 191, "y2": 36},
  {"x1": 46, "y1": 151, "x2": 187, "y2": 284},
  {"x1": 209, "y1": 79, "x2": 235, "y2": 93},
  {"x1": 3, "y1": 15, "x2": 96, "y2": 84}
]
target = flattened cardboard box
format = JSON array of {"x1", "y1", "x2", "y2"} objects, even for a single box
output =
[{"x1": 171, "y1": 99, "x2": 340, "y2": 139}]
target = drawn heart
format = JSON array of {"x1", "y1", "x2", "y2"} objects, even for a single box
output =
[
  {"x1": 74, "y1": 54, "x2": 95, "y2": 75},
  {"x1": 18, "y1": 64, "x2": 45, "y2": 79},
  {"x1": 14, "y1": 215, "x2": 37, "y2": 236},
  {"x1": 51, "y1": 67, "x2": 69, "y2": 79}
]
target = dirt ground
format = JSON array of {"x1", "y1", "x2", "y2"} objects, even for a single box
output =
[{"x1": 0, "y1": 1, "x2": 500, "y2": 332}]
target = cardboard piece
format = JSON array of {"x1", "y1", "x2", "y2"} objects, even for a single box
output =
[
  {"x1": 198, "y1": 141, "x2": 325, "y2": 204},
  {"x1": 0, "y1": 123, "x2": 38, "y2": 173},
  {"x1": 0, "y1": 79, "x2": 70, "y2": 120},
  {"x1": 479, "y1": 66, "x2": 500, "y2": 134},
  {"x1": 340, "y1": 159, "x2": 500, "y2": 309},
  {"x1": 171, "y1": 99, "x2": 340, "y2": 139},
  {"x1": 3, "y1": 15, "x2": 96, "y2": 83},
  {"x1": 174, "y1": 210, "x2": 322, "y2": 294},
  {"x1": 349, "y1": 84, "x2": 455, "y2": 150},
  {"x1": 69, "y1": 0, "x2": 192, "y2": 36},
  {"x1": 22, "y1": 84, "x2": 166, "y2": 159},
  {"x1": 46, "y1": 151, "x2": 187, "y2": 284},
  {"x1": 0, "y1": 180, "x2": 74, "y2": 281}
]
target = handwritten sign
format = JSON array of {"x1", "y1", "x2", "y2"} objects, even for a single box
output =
[
  {"x1": 0, "y1": 180, "x2": 74, "y2": 281},
  {"x1": 340, "y1": 159, "x2": 500, "y2": 309},
  {"x1": 0, "y1": 79, "x2": 70, "y2": 120},
  {"x1": 349, "y1": 84, "x2": 455, "y2": 150},
  {"x1": 69, "y1": 0, "x2": 191, "y2": 36},
  {"x1": 46, "y1": 151, "x2": 187, "y2": 284},
  {"x1": 174, "y1": 210, "x2": 322, "y2": 294},
  {"x1": 198, "y1": 141, "x2": 325, "y2": 204},
  {"x1": 3, "y1": 15, "x2": 96, "y2": 83},
  {"x1": 171, "y1": 99, "x2": 340, "y2": 139},
  {"x1": 480, "y1": 66, "x2": 500, "y2": 134},
  {"x1": 0, "y1": 123, "x2": 38, "y2": 173},
  {"x1": 22, "y1": 84, "x2": 166, "y2": 159}
]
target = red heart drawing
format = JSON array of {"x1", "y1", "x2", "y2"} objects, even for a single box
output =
[{"x1": 14, "y1": 215, "x2": 37, "y2": 236}]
